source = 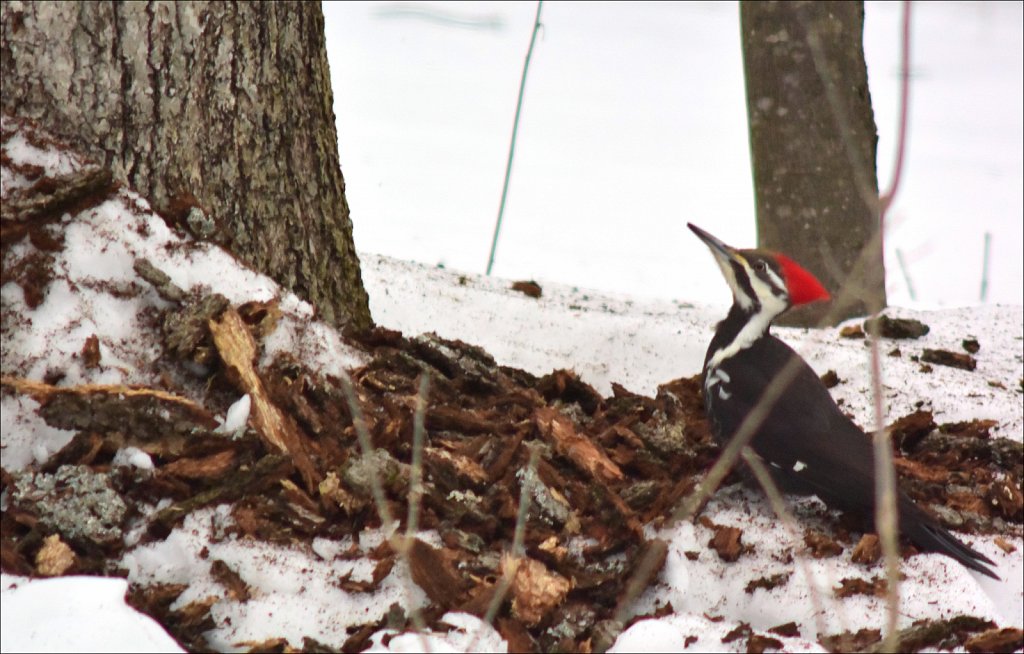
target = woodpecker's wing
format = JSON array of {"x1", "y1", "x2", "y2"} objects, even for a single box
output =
[{"x1": 709, "y1": 333, "x2": 879, "y2": 509}]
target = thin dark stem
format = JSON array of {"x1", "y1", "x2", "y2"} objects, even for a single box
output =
[
  {"x1": 895, "y1": 248, "x2": 916, "y2": 301},
  {"x1": 486, "y1": 1, "x2": 543, "y2": 275},
  {"x1": 980, "y1": 232, "x2": 991, "y2": 302}
]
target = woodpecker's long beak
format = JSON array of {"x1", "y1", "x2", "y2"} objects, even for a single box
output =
[{"x1": 688, "y1": 223, "x2": 740, "y2": 266}]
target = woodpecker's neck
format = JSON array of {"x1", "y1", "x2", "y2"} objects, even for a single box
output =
[{"x1": 704, "y1": 300, "x2": 781, "y2": 372}]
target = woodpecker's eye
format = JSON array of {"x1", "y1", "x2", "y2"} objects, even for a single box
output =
[{"x1": 754, "y1": 260, "x2": 767, "y2": 272}]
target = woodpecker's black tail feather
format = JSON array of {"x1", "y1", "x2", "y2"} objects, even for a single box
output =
[{"x1": 901, "y1": 503, "x2": 999, "y2": 580}]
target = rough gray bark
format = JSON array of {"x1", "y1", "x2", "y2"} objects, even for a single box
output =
[
  {"x1": 741, "y1": 0, "x2": 885, "y2": 326},
  {"x1": 1, "y1": 1, "x2": 372, "y2": 332}
]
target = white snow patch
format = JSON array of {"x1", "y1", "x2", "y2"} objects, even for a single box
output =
[
  {"x1": 0, "y1": 574, "x2": 184, "y2": 653},
  {"x1": 113, "y1": 446, "x2": 155, "y2": 471},
  {"x1": 215, "y1": 394, "x2": 251, "y2": 435}
]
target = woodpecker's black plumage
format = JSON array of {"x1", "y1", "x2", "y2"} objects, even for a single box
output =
[{"x1": 689, "y1": 223, "x2": 998, "y2": 579}]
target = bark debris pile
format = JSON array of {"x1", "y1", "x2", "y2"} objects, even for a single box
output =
[
  {"x1": 2, "y1": 292, "x2": 1021, "y2": 651},
  {"x1": 2, "y1": 115, "x2": 1022, "y2": 652}
]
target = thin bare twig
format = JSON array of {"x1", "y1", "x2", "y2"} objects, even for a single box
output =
[
  {"x1": 405, "y1": 374, "x2": 430, "y2": 539},
  {"x1": 465, "y1": 446, "x2": 540, "y2": 651},
  {"x1": 872, "y1": 3, "x2": 914, "y2": 649},
  {"x1": 399, "y1": 374, "x2": 432, "y2": 645},
  {"x1": 339, "y1": 373, "x2": 396, "y2": 533},
  {"x1": 741, "y1": 448, "x2": 836, "y2": 640},
  {"x1": 338, "y1": 372, "x2": 431, "y2": 649},
  {"x1": 880, "y1": 1, "x2": 914, "y2": 214}
]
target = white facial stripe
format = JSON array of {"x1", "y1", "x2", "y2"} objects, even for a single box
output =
[
  {"x1": 764, "y1": 266, "x2": 786, "y2": 295},
  {"x1": 748, "y1": 263, "x2": 786, "y2": 306},
  {"x1": 718, "y1": 388, "x2": 731, "y2": 400},
  {"x1": 715, "y1": 255, "x2": 754, "y2": 311}
]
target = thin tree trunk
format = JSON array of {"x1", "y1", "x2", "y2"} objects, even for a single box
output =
[
  {"x1": 1, "y1": 1, "x2": 372, "y2": 331},
  {"x1": 741, "y1": 0, "x2": 885, "y2": 326}
]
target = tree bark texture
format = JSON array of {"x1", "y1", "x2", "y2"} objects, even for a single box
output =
[
  {"x1": 741, "y1": 0, "x2": 885, "y2": 326},
  {"x1": 1, "y1": 1, "x2": 372, "y2": 332}
]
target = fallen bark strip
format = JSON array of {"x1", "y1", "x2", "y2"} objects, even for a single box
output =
[
  {"x1": 208, "y1": 308, "x2": 319, "y2": 491},
  {"x1": 2, "y1": 377, "x2": 209, "y2": 411},
  {"x1": 534, "y1": 407, "x2": 624, "y2": 484},
  {"x1": 0, "y1": 376, "x2": 217, "y2": 432},
  {"x1": 152, "y1": 454, "x2": 292, "y2": 531},
  {"x1": 0, "y1": 164, "x2": 113, "y2": 224}
]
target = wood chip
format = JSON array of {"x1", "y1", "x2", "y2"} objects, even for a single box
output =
[
  {"x1": 819, "y1": 369, "x2": 840, "y2": 388},
  {"x1": 804, "y1": 529, "x2": 843, "y2": 558},
  {"x1": 888, "y1": 409, "x2": 936, "y2": 451},
  {"x1": 209, "y1": 559, "x2": 251, "y2": 602},
  {"x1": 994, "y1": 536, "x2": 1017, "y2": 554},
  {"x1": 35, "y1": 534, "x2": 75, "y2": 577},
  {"x1": 744, "y1": 572, "x2": 790, "y2": 594},
  {"x1": 709, "y1": 525, "x2": 743, "y2": 562},
  {"x1": 821, "y1": 628, "x2": 881, "y2": 653},
  {"x1": 496, "y1": 617, "x2": 538, "y2": 653},
  {"x1": 408, "y1": 538, "x2": 466, "y2": 610},
  {"x1": 839, "y1": 324, "x2": 864, "y2": 339},
  {"x1": 504, "y1": 555, "x2": 572, "y2": 627},
  {"x1": 0, "y1": 377, "x2": 217, "y2": 432},
  {"x1": 80, "y1": 334, "x2": 101, "y2": 369},
  {"x1": 511, "y1": 280, "x2": 542, "y2": 298},
  {"x1": 768, "y1": 622, "x2": 800, "y2": 638},
  {"x1": 834, "y1": 576, "x2": 887, "y2": 598},
  {"x1": 747, "y1": 633, "x2": 784, "y2": 653},
  {"x1": 209, "y1": 308, "x2": 319, "y2": 491},
  {"x1": 534, "y1": 407, "x2": 623, "y2": 484},
  {"x1": 863, "y1": 315, "x2": 930, "y2": 339},
  {"x1": 965, "y1": 627, "x2": 1024, "y2": 654},
  {"x1": 987, "y1": 480, "x2": 1024, "y2": 520},
  {"x1": 161, "y1": 450, "x2": 237, "y2": 479},
  {"x1": 920, "y1": 348, "x2": 977, "y2": 371},
  {"x1": 851, "y1": 533, "x2": 881, "y2": 564}
]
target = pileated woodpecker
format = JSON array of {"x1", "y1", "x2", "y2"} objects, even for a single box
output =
[{"x1": 688, "y1": 223, "x2": 998, "y2": 579}]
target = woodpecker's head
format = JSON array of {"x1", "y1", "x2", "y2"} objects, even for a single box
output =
[{"x1": 688, "y1": 223, "x2": 830, "y2": 319}]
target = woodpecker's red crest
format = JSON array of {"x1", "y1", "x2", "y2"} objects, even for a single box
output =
[{"x1": 774, "y1": 253, "x2": 830, "y2": 306}]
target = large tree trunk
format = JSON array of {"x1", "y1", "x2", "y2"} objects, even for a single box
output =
[
  {"x1": 741, "y1": 0, "x2": 885, "y2": 326},
  {"x1": 1, "y1": 1, "x2": 372, "y2": 332}
]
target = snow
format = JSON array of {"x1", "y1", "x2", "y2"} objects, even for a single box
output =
[
  {"x1": 0, "y1": 575, "x2": 184, "y2": 653},
  {"x1": 113, "y1": 446, "x2": 156, "y2": 471},
  {"x1": 117, "y1": 508, "x2": 440, "y2": 650},
  {"x1": 0, "y1": 394, "x2": 77, "y2": 470},
  {"x1": 215, "y1": 395, "x2": 251, "y2": 436},
  {"x1": 2, "y1": 3, "x2": 1023, "y2": 653}
]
